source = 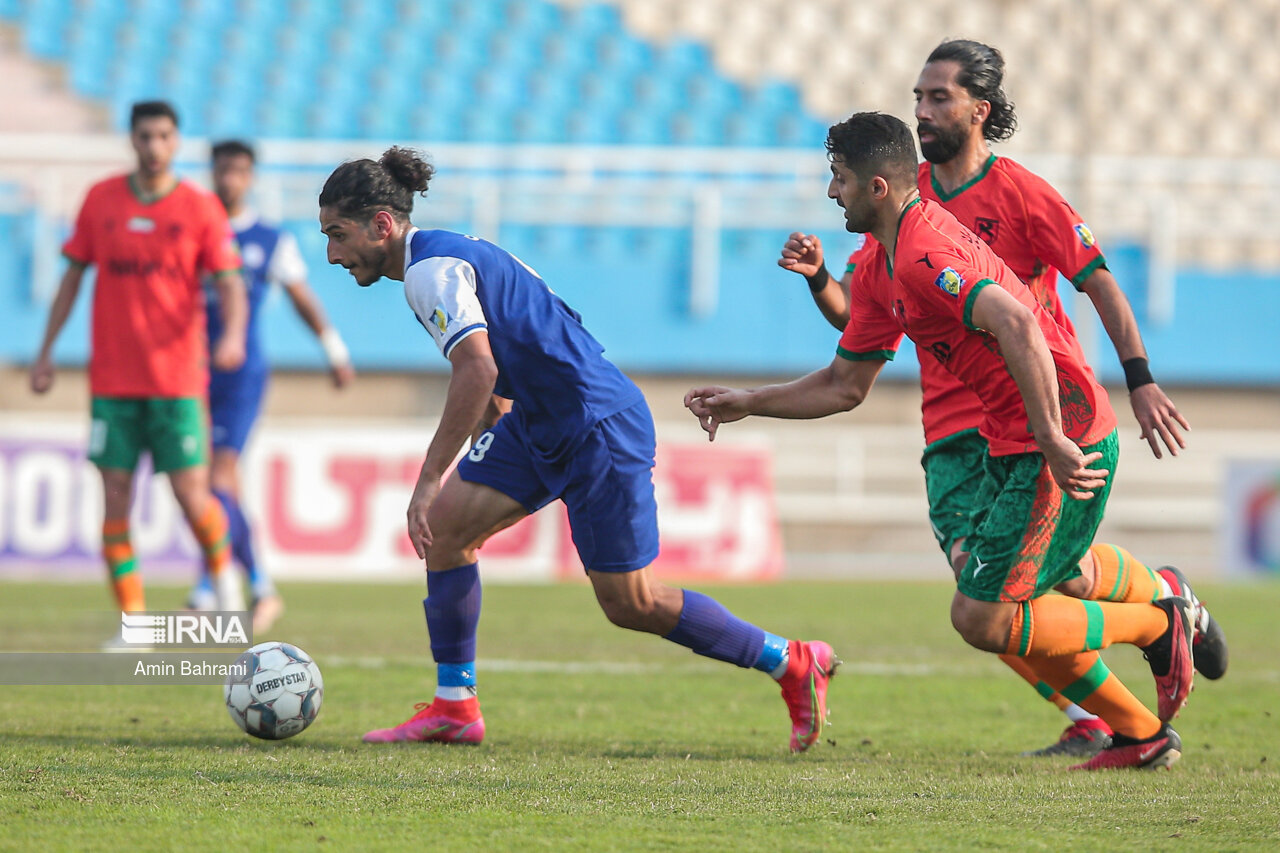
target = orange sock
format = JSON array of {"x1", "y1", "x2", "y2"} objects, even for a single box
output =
[
  {"x1": 999, "y1": 654, "x2": 1071, "y2": 711},
  {"x1": 1086, "y1": 544, "x2": 1165, "y2": 602},
  {"x1": 103, "y1": 519, "x2": 144, "y2": 612},
  {"x1": 1026, "y1": 652, "x2": 1161, "y2": 740},
  {"x1": 192, "y1": 500, "x2": 231, "y2": 577},
  {"x1": 1006, "y1": 596, "x2": 1169, "y2": 657}
]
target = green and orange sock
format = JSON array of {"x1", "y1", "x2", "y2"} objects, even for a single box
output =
[{"x1": 103, "y1": 519, "x2": 144, "y2": 612}]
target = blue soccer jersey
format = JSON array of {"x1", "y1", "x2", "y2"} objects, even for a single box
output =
[
  {"x1": 401, "y1": 228, "x2": 643, "y2": 458},
  {"x1": 207, "y1": 211, "x2": 308, "y2": 451},
  {"x1": 207, "y1": 210, "x2": 308, "y2": 374}
]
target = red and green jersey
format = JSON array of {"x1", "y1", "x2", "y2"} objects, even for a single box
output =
[
  {"x1": 63, "y1": 174, "x2": 241, "y2": 397},
  {"x1": 919, "y1": 155, "x2": 1106, "y2": 310},
  {"x1": 845, "y1": 156, "x2": 1108, "y2": 445},
  {"x1": 838, "y1": 199, "x2": 1116, "y2": 456}
]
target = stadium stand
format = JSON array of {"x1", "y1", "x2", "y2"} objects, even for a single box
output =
[{"x1": 1, "y1": 0, "x2": 825, "y2": 148}]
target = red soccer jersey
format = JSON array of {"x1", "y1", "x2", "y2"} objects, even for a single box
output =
[
  {"x1": 63, "y1": 175, "x2": 241, "y2": 397},
  {"x1": 854, "y1": 156, "x2": 1108, "y2": 445},
  {"x1": 838, "y1": 199, "x2": 1116, "y2": 457}
]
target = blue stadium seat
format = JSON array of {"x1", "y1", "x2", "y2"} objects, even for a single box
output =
[
  {"x1": 22, "y1": 0, "x2": 73, "y2": 58},
  {"x1": 615, "y1": 108, "x2": 676, "y2": 146},
  {"x1": 5, "y1": 0, "x2": 834, "y2": 147},
  {"x1": 510, "y1": 106, "x2": 572, "y2": 145},
  {"x1": 560, "y1": 2, "x2": 623, "y2": 40},
  {"x1": 563, "y1": 107, "x2": 621, "y2": 145}
]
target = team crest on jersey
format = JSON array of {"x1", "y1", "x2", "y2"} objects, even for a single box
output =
[
  {"x1": 935, "y1": 267, "x2": 964, "y2": 297},
  {"x1": 1073, "y1": 222, "x2": 1096, "y2": 248},
  {"x1": 430, "y1": 306, "x2": 449, "y2": 334}
]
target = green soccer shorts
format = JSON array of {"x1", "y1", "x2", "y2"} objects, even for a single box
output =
[
  {"x1": 920, "y1": 429, "x2": 987, "y2": 560},
  {"x1": 88, "y1": 396, "x2": 210, "y2": 473},
  {"x1": 957, "y1": 430, "x2": 1119, "y2": 603}
]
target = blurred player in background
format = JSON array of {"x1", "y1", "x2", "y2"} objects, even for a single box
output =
[
  {"x1": 779, "y1": 39, "x2": 1225, "y2": 758},
  {"x1": 319, "y1": 147, "x2": 837, "y2": 752},
  {"x1": 185, "y1": 139, "x2": 355, "y2": 633},
  {"x1": 690, "y1": 111, "x2": 1204, "y2": 770},
  {"x1": 28, "y1": 101, "x2": 247, "y2": 632}
]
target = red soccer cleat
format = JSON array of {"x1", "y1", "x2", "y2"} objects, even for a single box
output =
[
  {"x1": 778, "y1": 640, "x2": 839, "y2": 753},
  {"x1": 1158, "y1": 566, "x2": 1228, "y2": 680},
  {"x1": 1141, "y1": 596, "x2": 1195, "y2": 722},
  {"x1": 362, "y1": 697, "x2": 485, "y2": 744},
  {"x1": 1021, "y1": 718, "x2": 1114, "y2": 757},
  {"x1": 1069, "y1": 724, "x2": 1181, "y2": 771}
]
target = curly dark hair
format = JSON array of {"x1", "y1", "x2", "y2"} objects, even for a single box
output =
[
  {"x1": 318, "y1": 146, "x2": 435, "y2": 222},
  {"x1": 926, "y1": 39, "x2": 1018, "y2": 142}
]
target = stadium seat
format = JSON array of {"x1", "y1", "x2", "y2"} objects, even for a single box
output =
[{"x1": 6, "y1": 0, "x2": 835, "y2": 147}]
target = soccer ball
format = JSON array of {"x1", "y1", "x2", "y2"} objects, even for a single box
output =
[{"x1": 224, "y1": 641, "x2": 323, "y2": 740}]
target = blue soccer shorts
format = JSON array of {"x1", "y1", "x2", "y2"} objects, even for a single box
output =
[
  {"x1": 456, "y1": 399, "x2": 661, "y2": 573},
  {"x1": 208, "y1": 365, "x2": 268, "y2": 453}
]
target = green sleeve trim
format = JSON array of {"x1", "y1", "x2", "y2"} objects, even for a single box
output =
[
  {"x1": 212, "y1": 268, "x2": 243, "y2": 279},
  {"x1": 844, "y1": 262, "x2": 857, "y2": 274},
  {"x1": 61, "y1": 252, "x2": 89, "y2": 269},
  {"x1": 836, "y1": 345, "x2": 894, "y2": 362},
  {"x1": 962, "y1": 279, "x2": 996, "y2": 330},
  {"x1": 1068, "y1": 254, "x2": 1107, "y2": 291}
]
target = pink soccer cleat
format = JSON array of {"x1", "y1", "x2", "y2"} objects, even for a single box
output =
[
  {"x1": 362, "y1": 697, "x2": 485, "y2": 745},
  {"x1": 1021, "y1": 718, "x2": 1114, "y2": 758},
  {"x1": 1141, "y1": 596, "x2": 1195, "y2": 722},
  {"x1": 1070, "y1": 724, "x2": 1181, "y2": 771},
  {"x1": 778, "y1": 640, "x2": 839, "y2": 753}
]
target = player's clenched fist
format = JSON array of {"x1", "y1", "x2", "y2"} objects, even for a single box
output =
[{"x1": 777, "y1": 232, "x2": 825, "y2": 279}]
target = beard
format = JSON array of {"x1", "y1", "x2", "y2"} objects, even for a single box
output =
[
  {"x1": 918, "y1": 122, "x2": 967, "y2": 164},
  {"x1": 842, "y1": 205, "x2": 876, "y2": 234}
]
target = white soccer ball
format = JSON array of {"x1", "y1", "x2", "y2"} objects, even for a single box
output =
[{"x1": 224, "y1": 641, "x2": 323, "y2": 740}]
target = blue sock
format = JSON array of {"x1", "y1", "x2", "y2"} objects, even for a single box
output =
[
  {"x1": 664, "y1": 589, "x2": 782, "y2": 672},
  {"x1": 214, "y1": 488, "x2": 271, "y2": 598},
  {"x1": 424, "y1": 562, "x2": 482, "y2": 664}
]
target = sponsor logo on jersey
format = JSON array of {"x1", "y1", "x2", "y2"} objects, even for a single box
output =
[
  {"x1": 126, "y1": 216, "x2": 156, "y2": 233},
  {"x1": 935, "y1": 267, "x2": 964, "y2": 296},
  {"x1": 430, "y1": 306, "x2": 448, "y2": 334},
  {"x1": 974, "y1": 217, "x2": 1000, "y2": 244},
  {"x1": 1073, "y1": 222, "x2": 1096, "y2": 248}
]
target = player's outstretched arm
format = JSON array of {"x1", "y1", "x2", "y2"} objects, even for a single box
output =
[
  {"x1": 970, "y1": 285, "x2": 1108, "y2": 500},
  {"x1": 211, "y1": 271, "x2": 249, "y2": 371},
  {"x1": 407, "y1": 332, "x2": 499, "y2": 559},
  {"x1": 1078, "y1": 267, "x2": 1189, "y2": 458},
  {"x1": 29, "y1": 263, "x2": 86, "y2": 393},
  {"x1": 283, "y1": 279, "x2": 355, "y2": 388},
  {"x1": 778, "y1": 232, "x2": 851, "y2": 330},
  {"x1": 684, "y1": 356, "x2": 882, "y2": 441}
]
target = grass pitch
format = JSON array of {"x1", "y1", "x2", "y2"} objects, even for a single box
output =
[{"x1": 1, "y1": 579, "x2": 1278, "y2": 851}]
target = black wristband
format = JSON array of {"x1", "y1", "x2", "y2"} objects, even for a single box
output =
[
  {"x1": 1122, "y1": 357, "x2": 1155, "y2": 392},
  {"x1": 805, "y1": 266, "x2": 831, "y2": 293}
]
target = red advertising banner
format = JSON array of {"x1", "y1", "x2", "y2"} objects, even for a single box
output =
[{"x1": 0, "y1": 419, "x2": 783, "y2": 583}]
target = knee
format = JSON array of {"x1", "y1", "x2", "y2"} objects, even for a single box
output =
[
  {"x1": 1056, "y1": 573, "x2": 1092, "y2": 599},
  {"x1": 597, "y1": 593, "x2": 651, "y2": 631},
  {"x1": 949, "y1": 596, "x2": 1009, "y2": 653},
  {"x1": 596, "y1": 585, "x2": 666, "y2": 632}
]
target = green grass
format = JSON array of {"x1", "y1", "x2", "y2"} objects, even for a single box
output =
[{"x1": 2, "y1": 580, "x2": 1278, "y2": 851}]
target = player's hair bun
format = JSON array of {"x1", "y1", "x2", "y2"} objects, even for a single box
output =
[{"x1": 380, "y1": 147, "x2": 434, "y2": 196}]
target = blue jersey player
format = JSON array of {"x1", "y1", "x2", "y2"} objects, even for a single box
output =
[
  {"x1": 189, "y1": 140, "x2": 355, "y2": 631},
  {"x1": 319, "y1": 147, "x2": 838, "y2": 751}
]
